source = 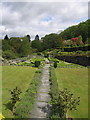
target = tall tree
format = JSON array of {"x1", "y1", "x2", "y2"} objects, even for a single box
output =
[
  {"x1": 4, "y1": 34, "x2": 9, "y2": 40},
  {"x1": 35, "y1": 34, "x2": 39, "y2": 40},
  {"x1": 26, "y1": 34, "x2": 31, "y2": 42},
  {"x1": 31, "y1": 39, "x2": 42, "y2": 51}
]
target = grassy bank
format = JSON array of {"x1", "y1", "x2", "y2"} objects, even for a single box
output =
[
  {"x1": 2, "y1": 66, "x2": 37, "y2": 118},
  {"x1": 55, "y1": 67, "x2": 88, "y2": 118}
]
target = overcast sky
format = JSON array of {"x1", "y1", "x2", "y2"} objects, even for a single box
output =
[{"x1": 0, "y1": 0, "x2": 89, "y2": 40}]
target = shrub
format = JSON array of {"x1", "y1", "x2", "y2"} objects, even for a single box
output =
[
  {"x1": 54, "y1": 62, "x2": 57, "y2": 68},
  {"x1": 44, "y1": 52, "x2": 49, "y2": 58},
  {"x1": 9, "y1": 87, "x2": 22, "y2": 113},
  {"x1": 34, "y1": 61, "x2": 40, "y2": 67},
  {"x1": 51, "y1": 88, "x2": 80, "y2": 118},
  {"x1": 35, "y1": 69, "x2": 41, "y2": 73},
  {"x1": 2, "y1": 50, "x2": 18, "y2": 59},
  {"x1": 37, "y1": 52, "x2": 42, "y2": 55}
]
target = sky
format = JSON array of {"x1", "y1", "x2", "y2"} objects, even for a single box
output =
[{"x1": 0, "y1": 0, "x2": 89, "y2": 40}]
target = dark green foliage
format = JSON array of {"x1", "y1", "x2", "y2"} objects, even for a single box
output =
[
  {"x1": 44, "y1": 52, "x2": 49, "y2": 58},
  {"x1": 15, "y1": 69, "x2": 41, "y2": 118},
  {"x1": 51, "y1": 88, "x2": 80, "y2": 118},
  {"x1": 2, "y1": 39, "x2": 11, "y2": 51},
  {"x1": 54, "y1": 62, "x2": 57, "y2": 68},
  {"x1": 19, "y1": 37, "x2": 31, "y2": 57},
  {"x1": 35, "y1": 69, "x2": 41, "y2": 73},
  {"x1": 9, "y1": 87, "x2": 22, "y2": 112},
  {"x1": 42, "y1": 33, "x2": 64, "y2": 50},
  {"x1": 2, "y1": 50, "x2": 18, "y2": 59},
  {"x1": 26, "y1": 34, "x2": 31, "y2": 42},
  {"x1": 31, "y1": 39, "x2": 43, "y2": 52},
  {"x1": 49, "y1": 66, "x2": 59, "y2": 118},
  {"x1": 60, "y1": 19, "x2": 89, "y2": 43},
  {"x1": 2, "y1": 36, "x2": 31, "y2": 59},
  {"x1": 4, "y1": 34, "x2": 9, "y2": 40},
  {"x1": 34, "y1": 61, "x2": 41, "y2": 67},
  {"x1": 49, "y1": 66, "x2": 59, "y2": 101},
  {"x1": 35, "y1": 34, "x2": 39, "y2": 40}
]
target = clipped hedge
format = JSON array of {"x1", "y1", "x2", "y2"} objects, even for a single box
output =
[
  {"x1": 49, "y1": 66, "x2": 59, "y2": 100},
  {"x1": 49, "y1": 66, "x2": 59, "y2": 118},
  {"x1": 15, "y1": 69, "x2": 42, "y2": 118}
]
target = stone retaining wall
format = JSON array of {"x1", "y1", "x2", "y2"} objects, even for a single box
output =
[{"x1": 56, "y1": 56, "x2": 90, "y2": 66}]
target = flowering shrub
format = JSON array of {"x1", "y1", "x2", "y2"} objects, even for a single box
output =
[
  {"x1": 0, "y1": 114, "x2": 5, "y2": 120},
  {"x1": 72, "y1": 37, "x2": 78, "y2": 42}
]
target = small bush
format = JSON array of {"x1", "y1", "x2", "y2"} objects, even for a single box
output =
[
  {"x1": 34, "y1": 61, "x2": 40, "y2": 67},
  {"x1": 35, "y1": 69, "x2": 41, "y2": 73},
  {"x1": 44, "y1": 53, "x2": 49, "y2": 58},
  {"x1": 54, "y1": 62, "x2": 57, "y2": 68},
  {"x1": 9, "y1": 87, "x2": 22, "y2": 113}
]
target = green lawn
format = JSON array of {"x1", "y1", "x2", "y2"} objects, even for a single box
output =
[
  {"x1": 2, "y1": 66, "x2": 37, "y2": 118},
  {"x1": 56, "y1": 67, "x2": 88, "y2": 118}
]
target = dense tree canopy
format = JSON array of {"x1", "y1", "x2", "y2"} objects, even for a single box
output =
[
  {"x1": 2, "y1": 36, "x2": 31, "y2": 59},
  {"x1": 59, "y1": 19, "x2": 89, "y2": 43},
  {"x1": 41, "y1": 33, "x2": 64, "y2": 50},
  {"x1": 31, "y1": 39, "x2": 43, "y2": 52},
  {"x1": 2, "y1": 19, "x2": 90, "y2": 59},
  {"x1": 26, "y1": 34, "x2": 31, "y2": 42},
  {"x1": 35, "y1": 34, "x2": 39, "y2": 40}
]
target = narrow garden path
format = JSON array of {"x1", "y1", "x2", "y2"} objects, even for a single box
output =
[{"x1": 30, "y1": 62, "x2": 51, "y2": 118}]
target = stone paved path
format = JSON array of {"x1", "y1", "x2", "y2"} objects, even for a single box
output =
[{"x1": 30, "y1": 63, "x2": 51, "y2": 118}]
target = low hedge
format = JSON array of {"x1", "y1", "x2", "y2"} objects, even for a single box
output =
[
  {"x1": 49, "y1": 66, "x2": 60, "y2": 118},
  {"x1": 15, "y1": 69, "x2": 42, "y2": 118}
]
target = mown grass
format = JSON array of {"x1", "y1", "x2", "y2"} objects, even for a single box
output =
[
  {"x1": 55, "y1": 67, "x2": 88, "y2": 118},
  {"x1": 2, "y1": 66, "x2": 37, "y2": 118}
]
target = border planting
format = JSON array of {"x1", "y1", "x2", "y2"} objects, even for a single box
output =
[{"x1": 49, "y1": 66, "x2": 59, "y2": 119}]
